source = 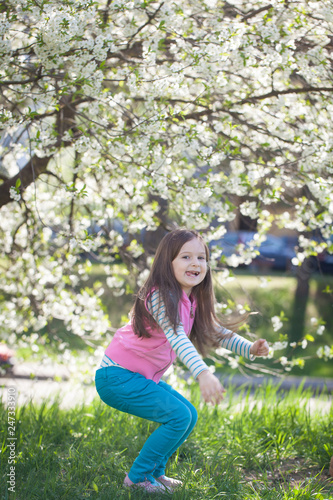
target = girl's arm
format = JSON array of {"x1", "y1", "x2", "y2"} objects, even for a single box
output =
[
  {"x1": 217, "y1": 326, "x2": 269, "y2": 358},
  {"x1": 216, "y1": 325, "x2": 255, "y2": 359},
  {"x1": 147, "y1": 290, "x2": 209, "y2": 380}
]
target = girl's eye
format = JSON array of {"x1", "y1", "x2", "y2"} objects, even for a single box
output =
[
  {"x1": 198, "y1": 256, "x2": 205, "y2": 260},
  {"x1": 182, "y1": 256, "x2": 189, "y2": 259}
]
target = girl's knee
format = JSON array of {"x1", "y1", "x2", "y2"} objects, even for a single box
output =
[
  {"x1": 172, "y1": 405, "x2": 195, "y2": 432},
  {"x1": 190, "y1": 405, "x2": 198, "y2": 426}
]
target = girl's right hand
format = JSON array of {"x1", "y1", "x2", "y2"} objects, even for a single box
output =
[{"x1": 197, "y1": 370, "x2": 226, "y2": 405}]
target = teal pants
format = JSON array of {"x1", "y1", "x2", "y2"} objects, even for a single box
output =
[{"x1": 95, "y1": 366, "x2": 198, "y2": 483}]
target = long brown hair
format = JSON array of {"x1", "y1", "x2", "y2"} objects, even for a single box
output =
[{"x1": 131, "y1": 228, "x2": 243, "y2": 356}]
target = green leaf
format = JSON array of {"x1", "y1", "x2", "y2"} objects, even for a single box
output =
[
  {"x1": 158, "y1": 38, "x2": 166, "y2": 50},
  {"x1": 15, "y1": 178, "x2": 21, "y2": 188}
]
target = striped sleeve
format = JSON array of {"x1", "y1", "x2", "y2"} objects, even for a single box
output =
[
  {"x1": 147, "y1": 290, "x2": 209, "y2": 379},
  {"x1": 216, "y1": 324, "x2": 255, "y2": 360}
]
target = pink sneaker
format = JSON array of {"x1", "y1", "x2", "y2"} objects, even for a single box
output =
[
  {"x1": 123, "y1": 473, "x2": 166, "y2": 493},
  {"x1": 156, "y1": 475, "x2": 183, "y2": 491}
]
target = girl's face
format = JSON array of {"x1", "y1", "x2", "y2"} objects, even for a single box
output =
[{"x1": 172, "y1": 238, "x2": 207, "y2": 296}]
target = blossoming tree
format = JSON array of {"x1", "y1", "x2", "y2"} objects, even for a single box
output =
[{"x1": 1, "y1": 0, "x2": 332, "y2": 373}]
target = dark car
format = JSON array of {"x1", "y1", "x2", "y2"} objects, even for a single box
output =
[{"x1": 209, "y1": 231, "x2": 298, "y2": 271}]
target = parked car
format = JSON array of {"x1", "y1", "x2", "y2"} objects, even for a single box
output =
[
  {"x1": 209, "y1": 231, "x2": 298, "y2": 271},
  {"x1": 316, "y1": 234, "x2": 333, "y2": 274},
  {"x1": 258, "y1": 235, "x2": 299, "y2": 271}
]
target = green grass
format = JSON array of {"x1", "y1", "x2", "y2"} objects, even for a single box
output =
[{"x1": 1, "y1": 382, "x2": 332, "y2": 499}]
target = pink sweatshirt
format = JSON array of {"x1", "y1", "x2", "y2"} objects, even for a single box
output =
[{"x1": 105, "y1": 290, "x2": 198, "y2": 383}]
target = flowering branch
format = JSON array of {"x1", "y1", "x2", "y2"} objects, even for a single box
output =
[{"x1": 238, "y1": 87, "x2": 333, "y2": 105}]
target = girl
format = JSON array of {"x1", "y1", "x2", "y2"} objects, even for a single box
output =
[{"x1": 95, "y1": 228, "x2": 269, "y2": 493}]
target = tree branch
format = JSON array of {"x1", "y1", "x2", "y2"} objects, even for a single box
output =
[
  {"x1": 237, "y1": 86, "x2": 333, "y2": 105},
  {"x1": 0, "y1": 92, "x2": 85, "y2": 208},
  {"x1": 0, "y1": 172, "x2": 9, "y2": 181},
  {"x1": 102, "y1": 0, "x2": 112, "y2": 26},
  {"x1": 0, "y1": 76, "x2": 43, "y2": 86},
  {"x1": 0, "y1": 155, "x2": 50, "y2": 208},
  {"x1": 127, "y1": 2, "x2": 165, "y2": 48},
  {"x1": 242, "y1": 4, "x2": 273, "y2": 21}
]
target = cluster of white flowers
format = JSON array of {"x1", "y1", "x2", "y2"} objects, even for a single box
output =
[
  {"x1": 239, "y1": 201, "x2": 259, "y2": 219},
  {"x1": 259, "y1": 277, "x2": 269, "y2": 288},
  {"x1": 137, "y1": 268, "x2": 150, "y2": 288},
  {"x1": 310, "y1": 317, "x2": 326, "y2": 335},
  {"x1": 272, "y1": 341, "x2": 288, "y2": 351},
  {"x1": 279, "y1": 356, "x2": 305, "y2": 371},
  {"x1": 205, "y1": 224, "x2": 227, "y2": 243},
  {"x1": 317, "y1": 346, "x2": 333, "y2": 360},
  {"x1": 228, "y1": 356, "x2": 240, "y2": 370},
  {"x1": 316, "y1": 325, "x2": 325, "y2": 335},
  {"x1": 9, "y1": 187, "x2": 21, "y2": 201},
  {"x1": 271, "y1": 316, "x2": 284, "y2": 332},
  {"x1": 215, "y1": 269, "x2": 235, "y2": 287}
]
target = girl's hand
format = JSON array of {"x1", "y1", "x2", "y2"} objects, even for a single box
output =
[
  {"x1": 197, "y1": 370, "x2": 226, "y2": 405},
  {"x1": 250, "y1": 339, "x2": 269, "y2": 357}
]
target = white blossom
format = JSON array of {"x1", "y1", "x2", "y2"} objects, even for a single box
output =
[
  {"x1": 9, "y1": 187, "x2": 21, "y2": 201},
  {"x1": 240, "y1": 201, "x2": 259, "y2": 219},
  {"x1": 317, "y1": 325, "x2": 325, "y2": 335},
  {"x1": 271, "y1": 316, "x2": 283, "y2": 332},
  {"x1": 69, "y1": 238, "x2": 77, "y2": 250},
  {"x1": 272, "y1": 341, "x2": 288, "y2": 351},
  {"x1": 317, "y1": 346, "x2": 333, "y2": 360},
  {"x1": 229, "y1": 356, "x2": 239, "y2": 369}
]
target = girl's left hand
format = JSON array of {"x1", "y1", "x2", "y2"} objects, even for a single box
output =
[{"x1": 250, "y1": 339, "x2": 269, "y2": 357}]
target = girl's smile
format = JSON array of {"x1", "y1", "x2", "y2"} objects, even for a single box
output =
[{"x1": 172, "y1": 238, "x2": 207, "y2": 295}]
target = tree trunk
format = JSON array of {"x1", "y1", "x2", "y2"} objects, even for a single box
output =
[
  {"x1": 141, "y1": 195, "x2": 169, "y2": 253},
  {"x1": 0, "y1": 94, "x2": 79, "y2": 208},
  {"x1": 289, "y1": 257, "x2": 316, "y2": 343}
]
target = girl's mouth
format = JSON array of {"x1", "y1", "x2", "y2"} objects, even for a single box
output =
[{"x1": 186, "y1": 271, "x2": 199, "y2": 277}]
